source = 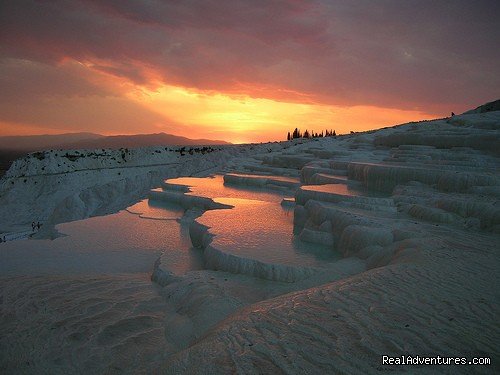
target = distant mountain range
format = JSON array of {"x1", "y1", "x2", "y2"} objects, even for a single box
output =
[{"x1": 0, "y1": 132, "x2": 230, "y2": 152}]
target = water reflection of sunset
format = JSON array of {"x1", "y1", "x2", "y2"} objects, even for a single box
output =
[
  {"x1": 198, "y1": 196, "x2": 339, "y2": 267},
  {"x1": 165, "y1": 175, "x2": 284, "y2": 203},
  {"x1": 163, "y1": 175, "x2": 339, "y2": 268}
]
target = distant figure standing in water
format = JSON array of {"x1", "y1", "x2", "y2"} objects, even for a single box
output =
[
  {"x1": 31, "y1": 222, "x2": 35, "y2": 232},
  {"x1": 37, "y1": 222, "x2": 41, "y2": 230}
]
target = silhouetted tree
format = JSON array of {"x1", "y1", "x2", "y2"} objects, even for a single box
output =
[{"x1": 287, "y1": 127, "x2": 336, "y2": 140}]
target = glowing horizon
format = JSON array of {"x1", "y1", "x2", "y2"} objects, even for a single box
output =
[
  {"x1": 128, "y1": 83, "x2": 438, "y2": 143},
  {"x1": 0, "y1": 60, "x2": 437, "y2": 144},
  {"x1": 0, "y1": 84, "x2": 437, "y2": 144}
]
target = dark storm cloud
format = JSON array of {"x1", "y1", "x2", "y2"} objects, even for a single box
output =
[{"x1": 1, "y1": 0, "x2": 499, "y2": 113}]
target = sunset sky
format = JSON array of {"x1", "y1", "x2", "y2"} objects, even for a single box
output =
[{"x1": 1, "y1": 1, "x2": 499, "y2": 143}]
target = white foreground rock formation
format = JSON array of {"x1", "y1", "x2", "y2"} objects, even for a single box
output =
[{"x1": 154, "y1": 110, "x2": 500, "y2": 374}]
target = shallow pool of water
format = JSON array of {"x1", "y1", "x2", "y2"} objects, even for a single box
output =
[
  {"x1": 1, "y1": 174, "x2": 343, "y2": 279},
  {"x1": 0, "y1": 200, "x2": 197, "y2": 276},
  {"x1": 166, "y1": 175, "x2": 341, "y2": 269},
  {"x1": 198, "y1": 197, "x2": 340, "y2": 268},
  {"x1": 165, "y1": 175, "x2": 288, "y2": 203}
]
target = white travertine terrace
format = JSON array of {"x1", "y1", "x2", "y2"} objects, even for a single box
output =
[{"x1": 1, "y1": 108, "x2": 499, "y2": 373}]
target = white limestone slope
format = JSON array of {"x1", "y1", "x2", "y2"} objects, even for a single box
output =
[
  {"x1": 1, "y1": 109, "x2": 499, "y2": 374},
  {"x1": 0, "y1": 143, "x2": 283, "y2": 238},
  {"x1": 157, "y1": 110, "x2": 500, "y2": 373}
]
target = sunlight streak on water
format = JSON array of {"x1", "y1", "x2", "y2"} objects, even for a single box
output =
[
  {"x1": 301, "y1": 183, "x2": 383, "y2": 197},
  {"x1": 165, "y1": 175, "x2": 286, "y2": 203}
]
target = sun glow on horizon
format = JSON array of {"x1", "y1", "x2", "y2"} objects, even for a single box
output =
[
  {"x1": 0, "y1": 59, "x2": 437, "y2": 142},
  {"x1": 128, "y1": 84, "x2": 436, "y2": 143}
]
